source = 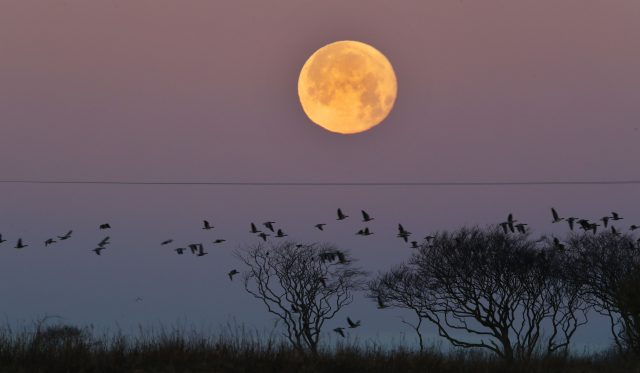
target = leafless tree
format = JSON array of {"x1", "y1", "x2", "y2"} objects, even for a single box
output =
[
  {"x1": 370, "y1": 226, "x2": 588, "y2": 362},
  {"x1": 236, "y1": 241, "x2": 366, "y2": 354},
  {"x1": 568, "y1": 232, "x2": 640, "y2": 357}
]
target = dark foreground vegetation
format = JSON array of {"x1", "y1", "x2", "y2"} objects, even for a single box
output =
[{"x1": 0, "y1": 322, "x2": 638, "y2": 373}]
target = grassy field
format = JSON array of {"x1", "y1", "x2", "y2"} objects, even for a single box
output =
[{"x1": 0, "y1": 323, "x2": 638, "y2": 373}]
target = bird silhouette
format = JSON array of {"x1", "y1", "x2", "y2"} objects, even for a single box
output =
[
  {"x1": 196, "y1": 244, "x2": 208, "y2": 257},
  {"x1": 515, "y1": 223, "x2": 528, "y2": 234},
  {"x1": 97, "y1": 236, "x2": 110, "y2": 247},
  {"x1": 631, "y1": 225, "x2": 639, "y2": 231},
  {"x1": 202, "y1": 220, "x2": 214, "y2": 230},
  {"x1": 161, "y1": 239, "x2": 173, "y2": 245},
  {"x1": 376, "y1": 295, "x2": 388, "y2": 309},
  {"x1": 356, "y1": 229, "x2": 364, "y2": 236},
  {"x1": 175, "y1": 248, "x2": 186, "y2": 255},
  {"x1": 551, "y1": 208, "x2": 563, "y2": 223},
  {"x1": 566, "y1": 217, "x2": 578, "y2": 231},
  {"x1": 361, "y1": 210, "x2": 374, "y2": 222},
  {"x1": 397, "y1": 224, "x2": 411, "y2": 242},
  {"x1": 337, "y1": 208, "x2": 348, "y2": 220},
  {"x1": 263, "y1": 222, "x2": 276, "y2": 232},
  {"x1": 15, "y1": 238, "x2": 28, "y2": 249},
  {"x1": 258, "y1": 232, "x2": 269, "y2": 241},
  {"x1": 250, "y1": 223, "x2": 261, "y2": 234},
  {"x1": 213, "y1": 239, "x2": 226, "y2": 244},
  {"x1": 188, "y1": 244, "x2": 200, "y2": 254},
  {"x1": 600, "y1": 216, "x2": 610, "y2": 228},
  {"x1": 611, "y1": 212, "x2": 624, "y2": 221},
  {"x1": 44, "y1": 238, "x2": 56, "y2": 246},
  {"x1": 333, "y1": 327, "x2": 345, "y2": 338},
  {"x1": 612, "y1": 226, "x2": 621, "y2": 236},
  {"x1": 553, "y1": 237, "x2": 565, "y2": 251},
  {"x1": 362, "y1": 227, "x2": 373, "y2": 236},
  {"x1": 347, "y1": 317, "x2": 361, "y2": 328},
  {"x1": 228, "y1": 269, "x2": 239, "y2": 281},
  {"x1": 99, "y1": 223, "x2": 111, "y2": 229},
  {"x1": 314, "y1": 223, "x2": 326, "y2": 231},
  {"x1": 57, "y1": 230, "x2": 73, "y2": 240},
  {"x1": 410, "y1": 241, "x2": 419, "y2": 249},
  {"x1": 499, "y1": 222, "x2": 510, "y2": 234},
  {"x1": 275, "y1": 229, "x2": 287, "y2": 238},
  {"x1": 0, "y1": 234, "x2": 5, "y2": 244},
  {"x1": 92, "y1": 247, "x2": 105, "y2": 255}
]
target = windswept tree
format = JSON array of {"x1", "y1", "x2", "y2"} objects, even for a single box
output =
[
  {"x1": 237, "y1": 241, "x2": 366, "y2": 354},
  {"x1": 369, "y1": 226, "x2": 588, "y2": 362},
  {"x1": 568, "y1": 232, "x2": 640, "y2": 357}
]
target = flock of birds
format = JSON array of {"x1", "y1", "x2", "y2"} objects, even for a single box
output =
[{"x1": 2, "y1": 207, "x2": 637, "y2": 335}]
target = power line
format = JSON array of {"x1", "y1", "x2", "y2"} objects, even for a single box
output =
[{"x1": 0, "y1": 179, "x2": 639, "y2": 186}]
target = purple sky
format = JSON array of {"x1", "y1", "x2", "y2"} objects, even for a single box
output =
[{"x1": 1, "y1": 0, "x2": 639, "y2": 350}]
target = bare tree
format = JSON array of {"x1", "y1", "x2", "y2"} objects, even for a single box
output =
[
  {"x1": 236, "y1": 241, "x2": 366, "y2": 354},
  {"x1": 568, "y1": 232, "x2": 640, "y2": 357},
  {"x1": 370, "y1": 226, "x2": 588, "y2": 362}
]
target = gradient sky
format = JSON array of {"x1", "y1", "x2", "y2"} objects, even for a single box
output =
[{"x1": 1, "y1": 0, "x2": 639, "y2": 350}]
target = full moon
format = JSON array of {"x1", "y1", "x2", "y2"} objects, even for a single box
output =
[{"x1": 298, "y1": 41, "x2": 397, "y2": 134}]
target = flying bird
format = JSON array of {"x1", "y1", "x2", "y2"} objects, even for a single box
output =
[
  {"x1": 97, "y1": 236, "x2": 110, "y2": 247},
  {"x1": 250, "y1": 223, "x2": 261, "y2": 234},
  {"x1": 99, "y1": 223, "x2": 111, "y2": 229},
  {"x1": 361, "y1": 210, "x2": 374, "y2": 222},
  {"x1": 515, "y1": 223, "x2": 528, "y2": 234},
  {"x1": 196, "y1": 244, "x2": 208, "y2": 257},
  {"x1": 92, "y1": 247, "x2": 105, "y2": 255},
  {"x1": 275, "y1": 229, "x2": 288, "y2": 238},
  {"x1": 314, "y1": 224, "x2": 326, "y2": 231},
  {"x1": 0, "y1": 234, "x2": 5, "y2": 244},
  {"x1": 213, "y1": 239, "x2": 226, "y2": 244},
  {"x1": 612, "y1": 226, "x2": 621, "y2": 236},
  {"x1": 600, "y1": 216, "x2": 610, "y2": 228},
  {"x1": 397, "y1": 224, "x2": 411, "y2": 242},
  {"x1": 161, "y1": 239, "x2": 173, "y2": 245},
  {"x1": 611, "y1": 212, "x2": 623, "y2": 221},
  {"x1": 566, "y1": 217, "x2": 578, "y2": 231},
  {"x1": 15, "y1": 238, "x2": 28, "y2": 249},
  {"x1": 44, "y1": 238, "x2": 56, "y2": 246},
  {"x1": 263, "y1": 221, "x2": 276, "y2": 232},
  {"x1": 228, "y1": 269, "x2": 239, "y2": 281},
  {"x1": 551, "y1": 208, "x2": 563, "y2": 223},
  {"x1": 336, "y1": 208, "x2": 348, "y2": 220},
  {"x1": 362, "y1": 227, "x2": 373, "y2": 236},
  {"x1": 202, "y1": 220, "x2": 214, "y2": 230},
  {"x1": 631, "y1": 225, "x2": 639, "y2": 231},
  {"x1": 410, "y1": 241, "x2": 419, "y2": 249},
  {"x1": 333, "y1": 327, "x2": 345, "y2": 338},
  {"x1": 257, "y1": 232, "x2": 269, "y2": 242},
  {"x1": 553, "y1": 237, "x2": 565, "y2": 251},
  {"x1": 175, "y1": 248, "x2": 186, "y2": 255},
  {"x1": 57, "y1": 230, "x2": 73, "y2": 240},
  {"x1": 188, "y1": 244, "x2": 200, "y2": 254},
  {"x1": 347, "y1": 317, "x2": 361, "y2": 328}
]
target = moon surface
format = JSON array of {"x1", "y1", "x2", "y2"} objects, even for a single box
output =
[{"x1": 298, "y1": 41, "x2": 397, "y2": 135}]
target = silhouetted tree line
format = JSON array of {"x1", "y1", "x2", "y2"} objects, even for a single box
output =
[{"x1": 238, "y1": 227, "x2": 640, "y2": 362}]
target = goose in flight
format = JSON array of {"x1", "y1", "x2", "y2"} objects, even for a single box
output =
[
  {"x1": 566, "y1": 217, "x2": 578, "y2": 231},
  {"x1": 58, "y1": 230, "x2": 73, "y2": 240},
  {"x1": 15, "y1": 238, "x2": 28, "y2": 249},
  {"x1": 347, "y1": 317, "x2": 361, "y2": 328},
  {"x1": 99, "y1": 223, "x2": 111, "y2": 230},
  {"x1": 397, "y1": 224, "x2": 411, "y2": 242},
  {"x1": 333, "y1": 327, "x2": 345, "y2": 338},
  {"x1": 213, "y1": 239, "x2": 226, "y2": 244},
  {"x1": 410, "y1": 241, "x2": 418, "y2": 249},
  {"x1": 161, "y1": 239, "x2": 173, "y2": 245},
  {"x1": 551, "y1": 208, "x2": 563, "y2": 223},
  {"x1": 202, "y1": 220, "x2": 214, "y2": 230},
  {"x1": 611, "y1": 212, "x2": 623, "y2": 221},
  {"x1": 263, "y1": 221, "x2": 276, "y2": 232},
  {"x1": 362, "y1": 227, "x2": 373, "y2": 236},
  {"x1": 250, "y1": 223, "x2": 261, "y2": 234},
  {"x1": 553, "y1": 237, "x2": 565, "y2": 251},
  {"x1": 515, "y1": 223, "x2": 528, "y2": 234},
  {"x1": 376, "y1": 295, "x2": 388, "y2": 309},
  {"x1": 611, "y1": 226, "x2": 621, "y2": 236},
  {"x1": 314, "y1": 223, "x2": 326, "y2": 231},
  {"x1": 175, "y1": 248, "x2": 186, "y2": 255},
  {"x1": 188, "y1": 244, "x2": 200, "y2": 254},
  {"x1": 337, "y1": 208, "x2": 348, "y2": 220},
  {"x1": 0, "y1": 234, "x2": 5, "y2": 244},
  {"x1": 361, "y1": 210, "x2": 374, "y2": 222},
  {"x1": 92, "y1": 247, "x2": 105, "y2": 255},
  {"x1": 228, "y1": 269, "x2": 239, "y2": 281},
  {"x1": 499, "y1": 222, "x2": 510, "y2": 234},
  {"x1": 97, "y1": 236, "x2": 110, "y2": 247},
  {"x1": 356, "y1": 229, "x2": 364, "y2": 236},
  {"x1": 600, "y1": 216, "x2": 610, "y2": 228},
  {"x1": 44, "y1": 238, "x2": 57, "y2": 246},
  {"x1": 275, "y1": 229, "x2": 288, "y2": 238},
  {"x1": 196, "y1": 244, "x2": 208, "y2": 257},
  {"x1": 258, "y1": 232, "x2": 269, "y2": 242},
  {"x1": 631, "y1": 225, "x2": 639, "y2": 231}
]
